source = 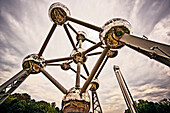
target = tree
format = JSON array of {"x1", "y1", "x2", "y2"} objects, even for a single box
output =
[
  {"x1": 125, "y1": 99, "x2": 170, "y2": 113},
  {"x1": 0, "y1": 93, "x2": 62, "y2": 113}
]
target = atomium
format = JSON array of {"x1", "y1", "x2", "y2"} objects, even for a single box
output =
[{"x1": 0, "y1": 2, "x2": 169, "y2": 113}]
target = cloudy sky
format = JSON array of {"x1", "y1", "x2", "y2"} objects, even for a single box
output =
[{"x1": 0, "y1": 0, "x2": 170, "y2": 113}]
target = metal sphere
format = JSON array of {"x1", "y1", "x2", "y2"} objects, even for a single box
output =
[
  {"x1": 99, "y1": 18, "x2": 131, "y2": 49},
  {"x1": 61, "y1": 63, "x2": 71, "y2": 70},
  {"x1": 71, "y1": 48, "x2": 87, "y2": 64},
  {"x1": 62, "y1": 87, "x2": 90, "y2": 113},
  {"x1": 76, "y1": 31, "x2": 87, "y2": 42},
  {"x1": 49, "y1": 2, "x2": 71, "y2": 25},
  {"x1": 107, "y1": 50, "x2": 118, "y2": 58},
  {"x1": 90, "y1": 79, "x2": 99, "y2": 91},
  {"x1": 22, "y1": 54, "x2": 45, "y2": 74}
]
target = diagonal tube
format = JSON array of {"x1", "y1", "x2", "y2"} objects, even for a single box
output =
[
  {"x1": 0, "y1": 69, "x2": 29, "y2": 92},
  {"x1": 80, "y1": 47, "x2": 110, "y2": 94},
  {"x1": 0, "y1": 72, "x2": 30, "y2": 104},
  {"x1": 70, "y1": 67, "x2": 87, "y2": 80},
  {"x1": 67, "y1": 23, "x2": 78, "y2": 35},
  {"x1": 83, "y1": 64, "x2": 89, "y2": 76},
  {"x1": 63, "y1": 24, "x2": 77, "y2": 51},
  {"x1": 38, "y1": 24, "x2": 57, "y2": 56},
  {"x1": 46, "y1": 63, "x2": 61, "y2": 66},
  {"x1": 115, "y1": 71, "x2": 134, "y2": 113},
  {"x1": 40, "y1": 68, "x2": 67, "y2": 94},
  {"x1": 119, "y1": 70, "x2": 138, "y2": 113},
  {"x1": 45, "y1": 57, "x2": 73, "y2": 64},
  {"x1": 87, "y1": 52, "x2": 102, "y2": 56},
  {"x1": 85, "y1": 38, "x2": 96, "y2": 45},
  {"x1": 120, "y1": 33, "x2": 170, "y2": 67},
  {"x1": 67, "y1": 16, "x2": 102, "y2": 32},
  {"x1": 95, "y1": 56, "x2": 109, "y2": 79},
  {"x1": 83, "y1": 42, "x2": 103, "y2": 55}
]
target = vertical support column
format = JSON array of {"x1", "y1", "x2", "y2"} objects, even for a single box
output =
[
  {"x1": 92, "y1": 91, "x2": 103, "y2": 113},
  {"x1": 76, "y1": 62, "x2": 81, "y2": 88}
]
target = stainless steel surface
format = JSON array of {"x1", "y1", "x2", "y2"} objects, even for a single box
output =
[{"x1": 76, "y1": 62, "x2": 81, "y2": 88}]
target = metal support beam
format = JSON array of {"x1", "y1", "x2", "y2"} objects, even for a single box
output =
[
  {"x1": 46, "y1": 63, "x2": 61, "y2": 66},
  {"x1": 67, "y1": 16, "x2": 102, "y2": 32},
  {"x1": 0, "y1": 70, "x2": 30, "y2": 104},
  {"x1": 76, "y1": 62, "x2": 81, "y2": 88},
  {"x1": 45, "y1": 57, "x2": 73, "y2": 64},
  {"x1": 70, "y1": 67, "x2": 87, "y2": 80},
  {"x1": 85, "y1": 38, "x2": 96, "y2": 45},
  {"x1": 87, "y1": 52, "x2": 102, "y2": 56},
  {"x1": 120, "y1": 34, "x2": 170, "y2": 67},
  {"x1": 40, "y1": 68, "x2": 67, "y2": 94},
  {"x1": 0, "y1": 70, "x2": 29, "y2": 92},
  {"x1": 114, "y1": 65, "x2": 138, "y2": 113},
  {"x1": 115, "y1": 70, "x2": 134, "y2": 113},
  {"x1": 38, "y1": 24, "x2": 57, "y2": 56},
  {"x1": 83, "y1": 42, "x2": 103, "y2": 55},
  {"x1": 63, "y1": 24, "x2": 77, "y2": 51},
  {"x1": 67, "y1": 23, "x2": 78, "y2": 35},
  {"x1": 83, "y1": 64, "x2": 89, "y2": 76},
  {"x1": 92, "y1": 91, "x2": 103, "y2": 113},
  {"x1": 95, "y1": 56, "x2": 109, "y2": 79},
  {"x1": 80, "y1": 47, "x2": 109, "y2": 94},
  {"x1": 119, "y1": 69, "x2": 138, "y2": 113}
]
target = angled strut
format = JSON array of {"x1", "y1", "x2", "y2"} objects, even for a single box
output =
[
  {"x1": 45, "y1": 57, "x2": 73, "y2": 64},
  {"x1": 38, "y1": 24, "x2": 57, "y2": 56},
  {"x1": 95, "y1": 56, "x2": 109, "y2": 79},
  {"x1": 70, "y1": 67, "x2": 87, "y2": 80},
  {"x1": 0, "y1": 69, "x2": 30, "y2": 104},
  {"x1": 63, "y1": 24, "x2": 77, "y2": 51},
  {"x1": 40, "y1": 68, "x2": 67, "y2": 94},
  {"x1": 81, "y1": 46, "x2": 110, "y2": 94},
  {"x1": 83, "y1": 64, "x2": 89, "y2": 76},
  {"x1": 67, "y1": 16, "x2": 102, "y2": 32},
  {"x1": 67, "y1": 23, "x2": 78, "y2": 35},
  {"x1": 83, "y1": 42, "x2": 103, "y2": 55}
]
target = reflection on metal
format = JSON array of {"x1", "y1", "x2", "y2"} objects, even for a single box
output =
[
  {"x1": 100, "y1": 18, "x2": 131, "y2": 49},
  {"x1": 0, "y1": 2, "x2": 169, "y2": 113},
  {"x1": 90, "y1": 79, "x2": 99, "y2": 91},
  {"x1": 49, "y1": 2, "x2": 70, "y2": 25},
  {"x1": 62, "y1": 87, "x2": 90, "y2": 113},
  {"x1": 76, "y1": 31, "x2": 87, "y2": 42},
  {"x1": 22, "y1": 54, "x2": 45, "y2": 74},
  {"x1": 71, "y1": 48, "x2": 87, "y2": 64},
  {"x1": 61, "y1": 62, "x2": 71, "y2": 70},
  {"x1": 107, "y1": 50, "x2": 118, "y2": 58}
]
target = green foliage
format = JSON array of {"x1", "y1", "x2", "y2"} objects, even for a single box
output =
[
  {"x1": 0, "y1": 93, "x2": 62, "y2": 113},
  {"x1": 125, "y1": 98, "x2": 170, "y2": 113}
]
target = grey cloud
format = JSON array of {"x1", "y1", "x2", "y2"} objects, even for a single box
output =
[
  {"x1": 130, "y1": 0, "x2": 170, "y2": 35},
  {"x1": 167, "y1": 32, "x2": 170, "y2": 36}
]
